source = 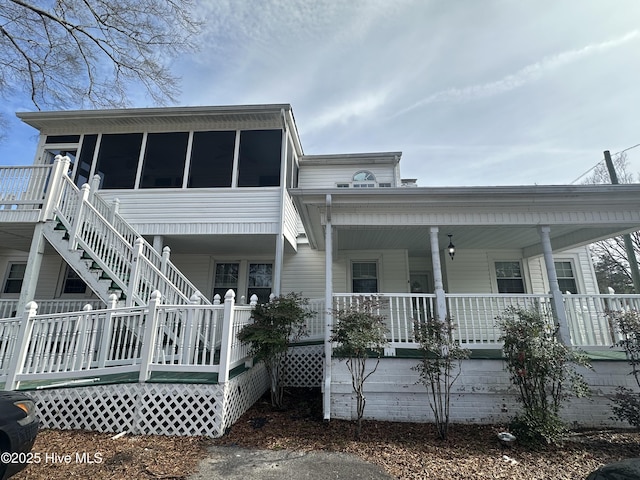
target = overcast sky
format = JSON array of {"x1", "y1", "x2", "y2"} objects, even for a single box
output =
[{"x1": 2, "y1": 0, "x2": 640, "y2": 186}]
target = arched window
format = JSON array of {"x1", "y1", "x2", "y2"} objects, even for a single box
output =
[{"x1": 352, "y1": 170, "x2": 376, "y2": 188}]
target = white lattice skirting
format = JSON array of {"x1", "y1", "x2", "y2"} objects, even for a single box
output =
[
  {"x1": 28, "y1": 364, "x2": 269, "y2": 438},
  {"x1": 281, "y1": 344, "x2": 324, "y2": 388}
]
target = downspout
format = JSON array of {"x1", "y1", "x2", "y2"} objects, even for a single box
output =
[{"x1": 323, "y1": 194, "x2": 333, "y2": 421}]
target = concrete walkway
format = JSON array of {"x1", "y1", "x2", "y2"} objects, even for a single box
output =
[{"x1": 189, "y1": 445, "x2": 394, "y2": 480}]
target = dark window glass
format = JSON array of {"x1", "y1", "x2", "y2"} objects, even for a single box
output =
[
  {"x1": 495, "y1": 261, "x2": 525, "y2": 293},
  {"x1": 63, "y1": 267, "x2": 87, "y2": 294},
  {"x1": 75, "y1": 134, "x2": 97, "y2": 187},
  {"x1": 248, "y1": 263, "x2": 272, "y2": 304},
  {"x1": 286, "y1": 140, "x2": 294, "y2": 188},
  {"x1": 95, "y1": 133, "x2": 143, "y2": 189},
  {"x1": 3, "y1": 263, "x2": 26, "y2": 294},
  {"x1": 140, "y1": 132, "x2": 189, "y2": 188},
  {"x1": 213, "y1": 263, "x2": 239, "y2": 300},
  {"x1": 555, "y1": 261, "x2": 578, "y2": 294},
  {"x1": 45, "y1": 135, "x2": 81, "y2": 144},
  {"x1": 352, "y1": 262, "x2": 378, "y2": 293},
  {"x1": 188, "y1": 131, "x2": 236, "y2": 188},
  {"x1": 237, "y1": 130, "x2": 282, "y2": 187}
]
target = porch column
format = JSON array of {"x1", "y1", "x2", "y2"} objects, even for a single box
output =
[
  {"x1": 16, "y1": 223, "x2": 47, "y2": 314},
  {"x1": 538, "y1": 225, "x2": 571, "y2": 344},
  {"x1": 273, "y1": 233, "x2": 284, "y2": 296},
  {"x1": 152, "y1": 235, "x2": 164, "y2": 253},
  {"x1": 323, "y1": 194, "x2": 333, "y2": 420},
  {"x1": 429, "y1": 227, "x2": 447, "y2": 322}
]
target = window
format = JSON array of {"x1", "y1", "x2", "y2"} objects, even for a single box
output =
[
  {"x1": 555, "y1": 261, "x2": 578, "y2": 294},
  {"x1": 495, "y1": 261, "x2": 525, "y2": 293},
  {"x1": 237, "y1": 130, "x2": 282, "y2": 187},
  {"x1": 213, "y1": 263, "x2": 239, "y2": 300},
  {"x1": 62, "y1": 267, "x2": 87, "y2": 294},
  {"x1": 352, "y1": 262, "x2": 378, "y2": 293},
  {"x1": 353, "y1": 171, "x2": 376, "y2": 188},
  {"x1": 75, "y1": 134, "x2": 97, "y2": 187},
  {"x1": 45, "y1": 135, "x2": 81, "y2": 144},
  {"x1": 336, "y1": 183, "x2": 350, "y2": 188},
  {"x1": 248, "y1": 263, "x2": 272, "y2": 303},
  {"x1": 95, "y1": 133, "x2": 143, "y2": 189},
  {"x1": 3, "y1": 263, "x2": 26, "y2": 294},
  {"x1": 188, "y1": 131, "x2": 236, "y2": 188},
  {"x1": 140, "y1": 132, "x2": 189, "y2": 188}
]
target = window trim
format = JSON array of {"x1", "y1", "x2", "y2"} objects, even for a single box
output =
[
  {"x1": 2, "y1": 262, "x2": 27, "y2": 297},
  {"x1": 491, "y1": 259, "x2": 528, "y2": 294},
  {"x1": 349, "y1": 259, "x2": 381, "y2": 294}
]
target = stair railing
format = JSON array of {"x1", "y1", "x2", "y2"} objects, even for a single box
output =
[
  {"x1": 86, "y1": 174, "x2": 211, "y2": 305},
  {"x1": 53, "y1": 173, "x2": 193, "y2": 307}
]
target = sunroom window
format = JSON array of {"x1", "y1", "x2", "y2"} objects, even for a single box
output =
[
  {"x1": 94, "y1": 133, "x2": 143, "y2": 189},
  {"x1": 140, "y1": 132, "x2": 189, "y2": 188}
]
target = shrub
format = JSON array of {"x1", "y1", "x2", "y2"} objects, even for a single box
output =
[
  {"x1": 609, "y1": 309, "x2": 640, "y2": 428},
  {"x1": 413, "y1": 316, "x2": 470, "y2": 440},
  {"x1": 497, "y1": 307, "x2": 591, "y2": 446},
  {"x1": 237, "y1": 292, "x2": 313, "y2": 409},
  {"x1": 331, "y1": 299, "x2": 388, "y2": 439}
]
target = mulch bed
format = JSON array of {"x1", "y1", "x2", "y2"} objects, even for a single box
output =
[{"x1": 14, "y1": 388, "x2": 640, "y2": 480}]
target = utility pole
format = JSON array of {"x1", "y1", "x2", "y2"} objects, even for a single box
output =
[{"x1": 604, "y1": 150, "x2": 640, "y2": 293}]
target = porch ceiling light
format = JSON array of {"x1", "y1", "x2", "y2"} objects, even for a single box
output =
[{"x1": 447, "y1": 234, "x2": 455, "y2": 260}]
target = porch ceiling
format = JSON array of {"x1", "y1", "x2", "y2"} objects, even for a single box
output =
[{"x1": 0, "y1": 223, "x2": 38, "y2": 252}]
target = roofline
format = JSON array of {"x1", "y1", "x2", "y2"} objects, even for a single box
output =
[
  {"x1": 300, "y1": 152, "x2": 402, "y2": 166},
  {"x1": 17, "y1": 104, "x2": 293, "y2": 124},
  {"x1": 289, "y1": 183, "x2": 640, "y2": 204}
]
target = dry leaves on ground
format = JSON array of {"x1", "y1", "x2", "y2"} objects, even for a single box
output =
[
  {"x1": 12, "y1": 389, "x2": 640, "y2": 480},
  {"x1": 217, "y1": 389, "x2": 640, "y2": 480}
]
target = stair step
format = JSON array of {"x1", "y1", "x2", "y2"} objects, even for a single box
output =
[
  {"x1": 81, "y1": 251, "x2": 93, "y2": 260},
  {"x1": 54, "y1": 223, "x2": 67, "y2": 231},
  {"x1": 62, "y1": 232, "x2": 70, "y2": 241}
]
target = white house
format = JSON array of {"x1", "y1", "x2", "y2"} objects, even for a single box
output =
[{"x1": 0, "y1": 104, "x2": 639, "y2": 435}]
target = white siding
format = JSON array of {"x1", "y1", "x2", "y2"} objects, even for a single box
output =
[
  {"x1": 298, "y1": 164, "x2": 396, "y2": 188},
  {"x1": 97, "y1": 188, "x2": 282, "y2": 236},
  {"x1": 168, "y1": 254, "x2": 213, "y2": 298},
  {"x1": 527, "y1": 256, "x2": 547, "y2": 294},
  {"x1": 445, "y1": 250, "x2": 494, "y2": 293},
  {"x1": 281, "y1": 245, "x2": 325, "y2": 298}
]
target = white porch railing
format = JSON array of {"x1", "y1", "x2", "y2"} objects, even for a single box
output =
[
  {"x1": 1, "y1": 290, "x2": 255, "y2": 390},
  {"x1": 447, "y1": 294, "x2": 554, "y2": 347},
  {"x1": 0, "y1": 299, "x2": 106, "y2": 318},
  {"x1": 0, "y1": 165, "x2": 52, "y2": 211},
  {"x1": 330, "y1": 293, "x2": 640, "y2": 351},
  {"x1": 333, "y1": 293, "x2": 437, "y2": 347}
]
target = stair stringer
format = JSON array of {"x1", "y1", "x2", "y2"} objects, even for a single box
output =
[{"x1": 42, "y1": 221, "x2": 129, "y2": 305}]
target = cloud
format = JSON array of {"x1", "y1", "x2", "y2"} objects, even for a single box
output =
[{"x1": 394, "y1": 30, "x2": 640, "y2": 117}]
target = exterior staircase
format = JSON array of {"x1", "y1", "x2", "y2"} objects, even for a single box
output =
[{"x1": 41, "y1": 157, "x2": 209, "y2": 307}]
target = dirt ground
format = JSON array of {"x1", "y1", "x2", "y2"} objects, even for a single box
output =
[{"x1": 13, "y1": 389, "x2": 640, "y2": 480}]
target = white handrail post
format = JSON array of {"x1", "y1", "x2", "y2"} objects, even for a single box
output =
[
  {"x1": 5, "y1": 301, "x2": 38, "y2": 391},
  {"x1": 74, "y1": 304, "x2": 93, "y2": 370},
  {"x1": 109, "y1": 198, "x2": 120, "y2": 224},
  {"x1": 41, "y1": 155, "x2": 70, "y2": 221},
  {"x1": 97, "y1": 294, "x2": 119, "y2": 368},
  {"x1": 161, "y1": 246, "x2": 171, "y2": 276},
  {"x1": 68, "y1": 183, "x2": 90, "y2": 251},
  {"x1": 182, "y1": 292, "x2": 201, "y2": 364},
  {"x1": 218, "y1": 289, "x2": 236, "y2": 384},
  {"x1": 139, "y1": 290, "x2": 162, "y2": 383},
  {"x1": 126, "y1": 238, "x2": 144, "y2": 307},
  {"x1": 89, "y1": 174, "x2": 101, "y2": 203}
]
